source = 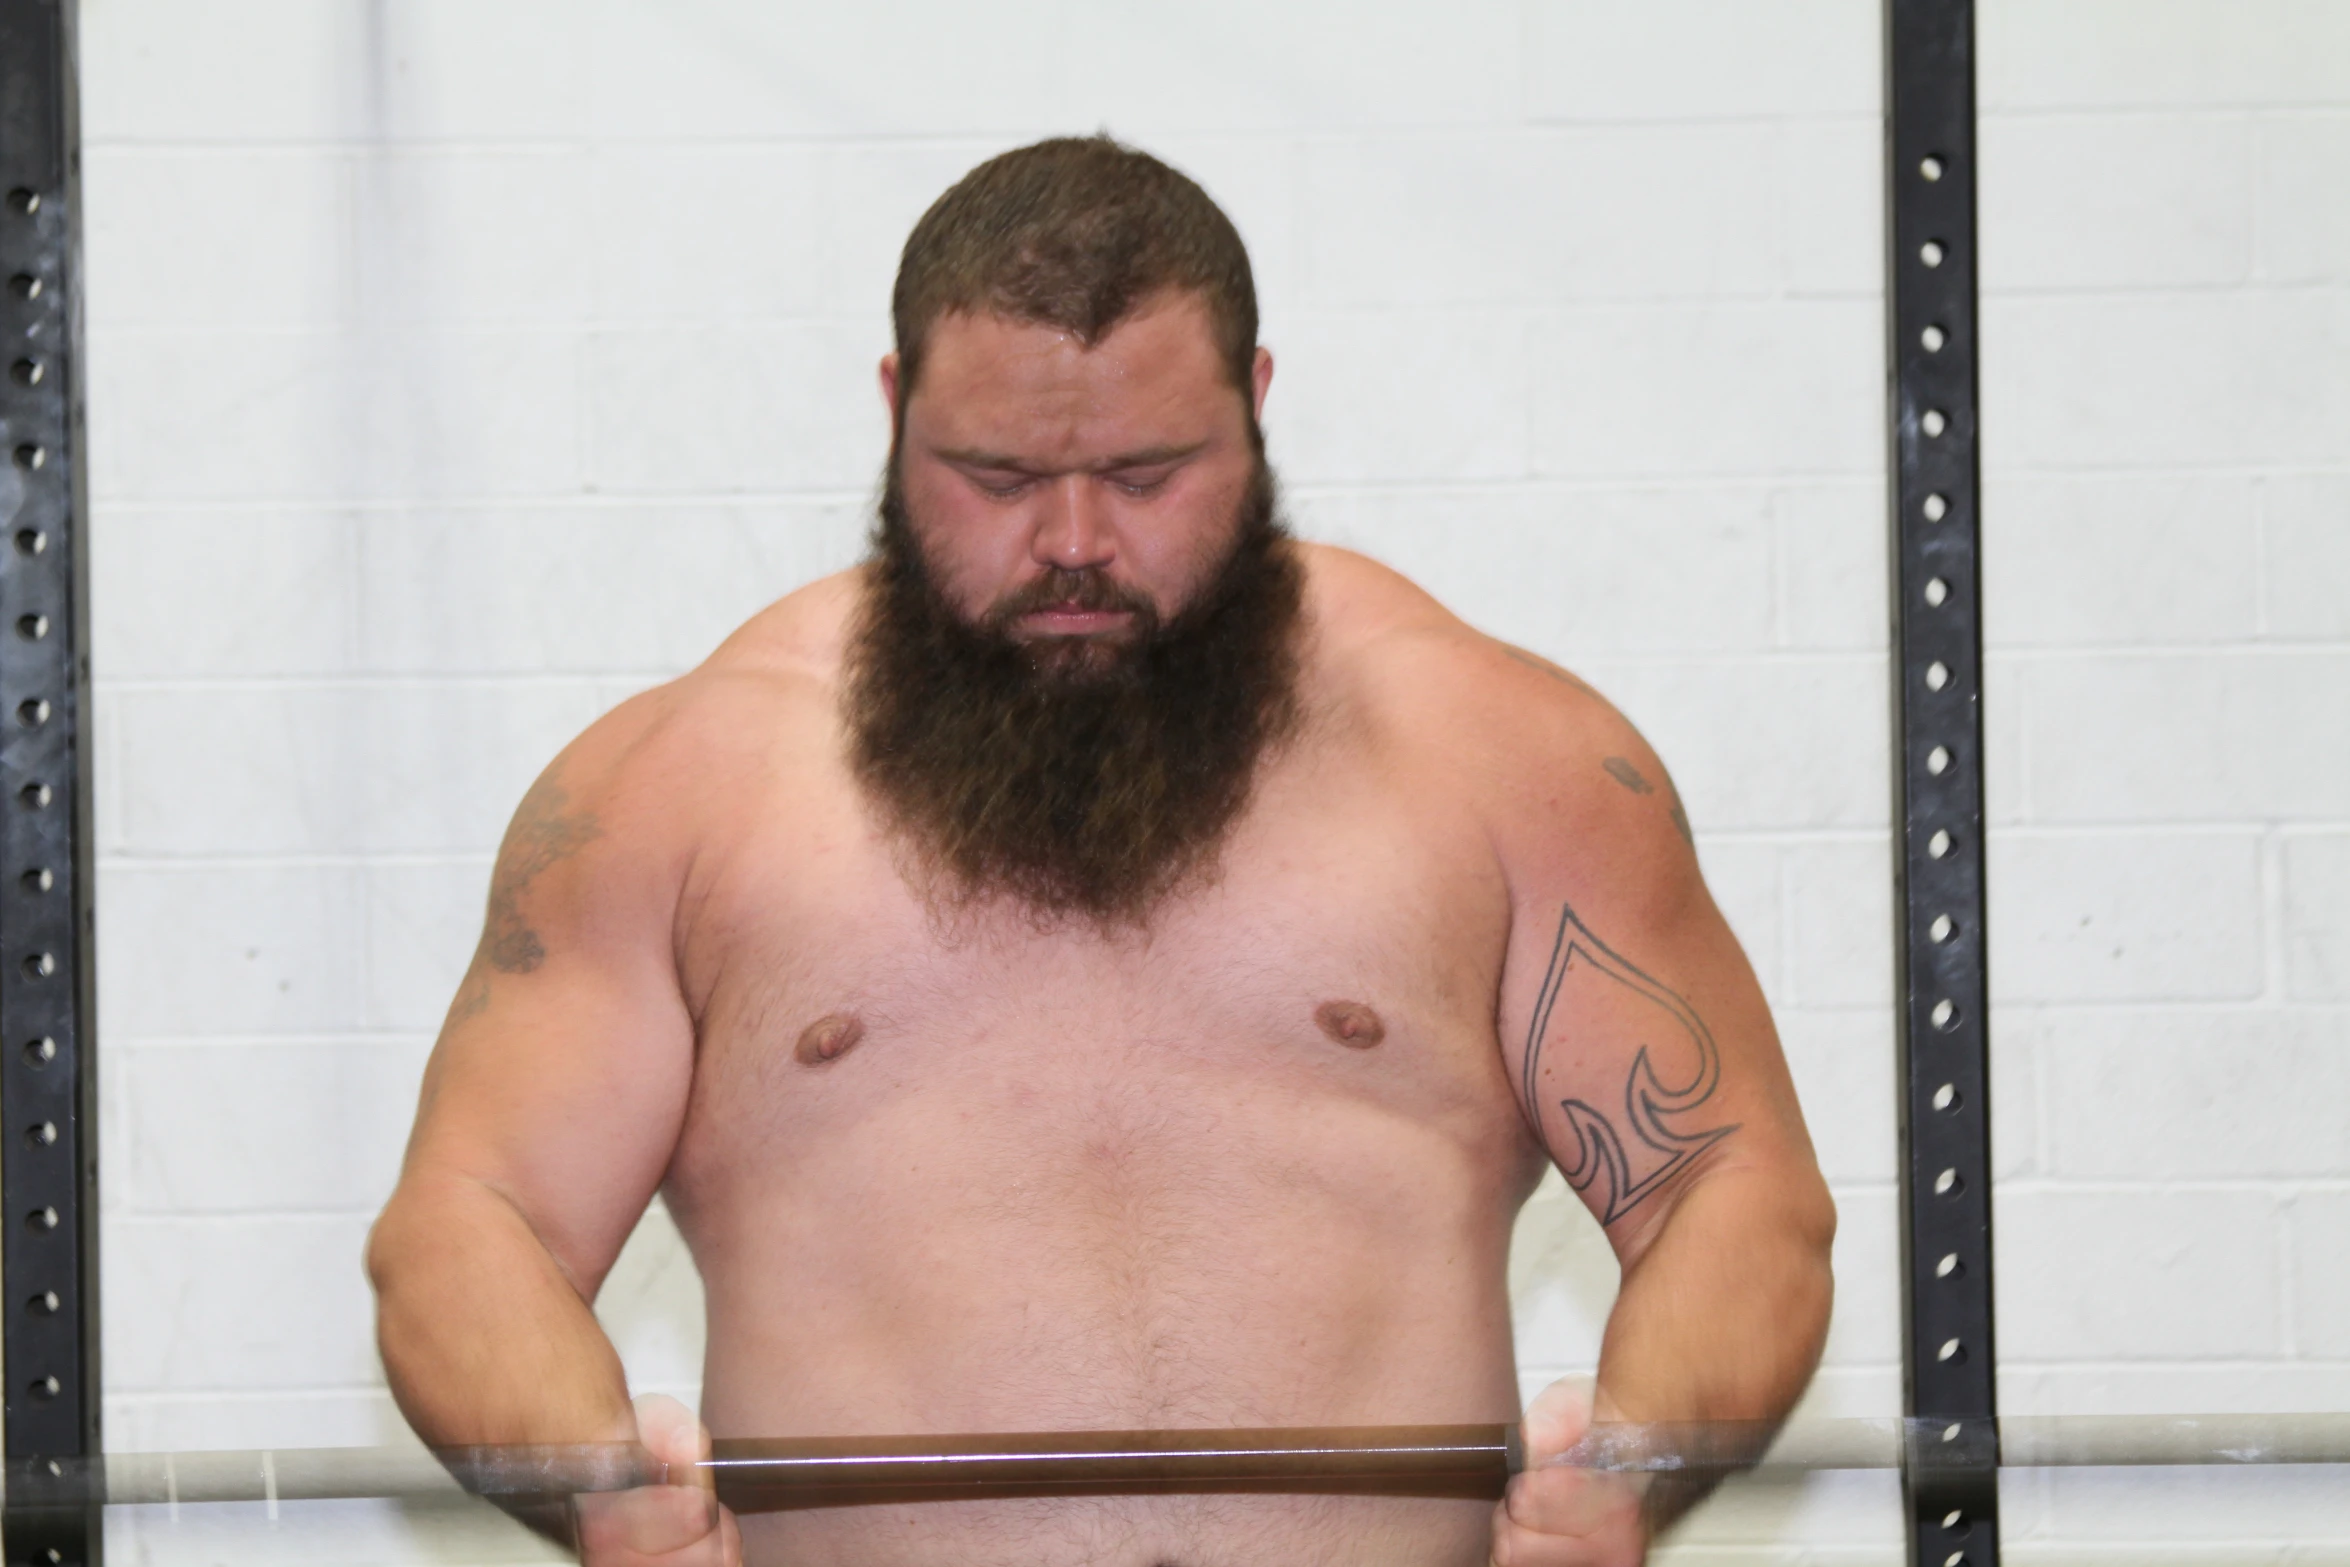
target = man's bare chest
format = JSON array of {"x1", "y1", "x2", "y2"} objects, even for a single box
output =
[{"x1": 664, "y1": 750, "x2": 1530, "y2": 1210}]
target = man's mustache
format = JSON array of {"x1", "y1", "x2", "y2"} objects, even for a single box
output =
[{"x1": 986, "y1": 567, "x2": 1158, "y2": 631}]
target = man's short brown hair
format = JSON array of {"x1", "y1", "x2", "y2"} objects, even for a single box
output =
[{"x1": 891, "y1": 135, "x2": 1259, "y2": 403}]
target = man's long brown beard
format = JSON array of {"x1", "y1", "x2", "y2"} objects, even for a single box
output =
[{"x1": 846, "y1": 457, "x2": 1303, "y2": 928}]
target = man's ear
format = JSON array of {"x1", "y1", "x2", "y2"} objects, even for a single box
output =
[
  {"x1": 879, "y1": 353, "x2": 903, "y2": 424},
  {"x1": 1250, "y1": 346, "x2": 1273, "y2": 423}
]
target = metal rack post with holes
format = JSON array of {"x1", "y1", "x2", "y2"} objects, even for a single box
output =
[
  {"x1": 0, "y1": 0, "x2": 102, "y2": 1562},
  {"x1": 1885, "y1": 1, "x2": 2000, "y2": 1563}
]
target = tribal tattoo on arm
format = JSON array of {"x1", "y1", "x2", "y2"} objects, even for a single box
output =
[{"x1": 1522, "y1": 902, "x2": 1737, "y2": 1226}]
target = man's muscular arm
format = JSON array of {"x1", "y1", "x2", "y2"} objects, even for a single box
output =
[
  {"x1": 1486, "y1": 646, "x2": 1835, "y2": 1552},
  {"x1": 367, "y1": 696, "x2": 699, "y2": 1457}
]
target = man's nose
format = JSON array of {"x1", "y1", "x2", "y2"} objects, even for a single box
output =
[{"x1": 1031, "y1": 475, "x2": 1117, "y2": 570}]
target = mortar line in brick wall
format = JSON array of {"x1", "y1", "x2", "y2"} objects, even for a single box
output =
[
  {"x1": 1985, "y1": 640, "x2": 2350, "y2": 658},
  {"x1": 94, "y1": 651, "x2": 1909, "y2": 697},
  {"x1": 105, "y1": 1212, "x2": 386, "y2": 1230},
  {"x1": 80, "y1": 116, "x2": 1896, "y2": 153},
  {"x1": 1981, "y1": 279, "x2": 2341, "y2": 301},
  {"x1": 101, "y1": 1390, "x2": 410, "y2": 1410},
  {"x1": 1995, "y1": 999, "x2": 2350, "y2": 1014},
  {"x1": 100, "y1": 673, "x2": 631, "y2": 693},
  {"x1": 87, "y1": 472, "x2": 1901, "y2": 509},
  {"x1": 92, "y1": 492, "x2": 886, "y2": 513},
  {"x1": 91, "y1": 476, "x2": 1891, "y2": 513},
  {"x1": 107, "y1": 1035, "x2": 437, "y2": 1050},
  {"x1": 2253, "y1": 491, "x2": 2276, "y2": 636},
  {"x1": 1988, "y1": 822, "x2": 2289, "y2": 840},
  {"x1": 2261, "y1": 831, "x2": 2290, "y2": 1006},
  {"x1": 111, "y1": 1206, "x2": 405, "y2": 1223},
  {"x1": 1981, "y1": 103, "x2": 2350, "y2": 121},
  {"x1": 97, "y1": 850, "x2": 492, "y2": 867},
  {"x1": 2277, "y1": 1201, "x2": 2299, "y2": 1358},
  {"x1": 1989, "y1": 1179, "x2": 2350, "y2": 1196},
  {"x1": 1979, "y1": 462, "x2": 2350, "y2": 482},
  {"x1": 1996, "y1": 1358, "x2": 2350, "y2": 1372},
  {"x1": 1294, "y1": 473, "x2": 1889, "y2": 497}
]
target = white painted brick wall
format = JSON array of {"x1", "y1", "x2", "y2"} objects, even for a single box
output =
[
  {"x1": 1977, "y1": 0, "x2": 2350, "y2": 1557},
  {"x1": 68, "y1": 0, "x2": 2342, "y2": 1561}
]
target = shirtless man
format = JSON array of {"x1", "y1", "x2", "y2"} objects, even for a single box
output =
[{"x1": 367, "y1": 136, "x2": 1835, "y2": 1567}]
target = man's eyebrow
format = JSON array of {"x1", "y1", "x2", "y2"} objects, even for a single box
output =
[{"x1": 931, "y1": 442, "x2": 1207, "y2": 474}]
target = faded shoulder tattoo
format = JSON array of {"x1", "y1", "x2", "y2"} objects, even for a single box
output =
[
  {"x1": 1522, "y1": 901, "x2": 1737, "y2": 1226},
  {"x1": 450, "y1": 772, "x2": 603, "y2": 1023},
  {"x1": 1505, "y1": 644, "x2": 1696, "y2": 846}
]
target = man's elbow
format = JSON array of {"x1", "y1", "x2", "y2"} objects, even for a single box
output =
[{"x1": 1773, "y1": 1167, "x2": 1838, "y2": 1372}]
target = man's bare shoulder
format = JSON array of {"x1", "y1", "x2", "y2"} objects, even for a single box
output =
[
  {"x1": 1299, "y1": 543, "x2": 1695, "y2": 880},
  {"x1": 541, "y1": 569, "x2": 861, "y2": 828}
]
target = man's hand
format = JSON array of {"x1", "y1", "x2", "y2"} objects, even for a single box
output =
[
  {"x1": 1489, "y1": 1381, "x2": 1646, "y2": 1567},
  {"x1": 572, "y1": 1395, "x2": 742, "y2": 1567}
]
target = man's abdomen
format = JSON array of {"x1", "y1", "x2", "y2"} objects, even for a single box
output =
[{"x1": 671, "y1": 1021, "x2": 1532, "y2": 1567}]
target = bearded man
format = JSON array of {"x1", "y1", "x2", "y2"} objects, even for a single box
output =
[{"x1": 368, "y1": 136, "x2": 1835, "y2": 1567}]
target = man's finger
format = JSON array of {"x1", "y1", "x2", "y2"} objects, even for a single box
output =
[
  {"x1": 576, "y1": 1482, "x2": 721, "y2": 1559},
  {"x1": 1521, "y1": 1378, "x2": 1596, "y2": 1467},
  {"x1": 1504, "y1": 1465, "x2": 1636, "y2": 1539},
  {"x1": 633, "y1": 1393, "x2": 712, "y2": 1484}
]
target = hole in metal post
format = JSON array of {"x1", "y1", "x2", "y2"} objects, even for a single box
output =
[
  {"x1": 1923, "y1": 493, "x2": 1948, "y2": 522},
  {"x1": 1934, "y1": 1168, "x2": 1963, "y2": 1196},
  {"x1": 27, "y1": 1204, "x2": 59, "y2": 1230},
  {"x1": 1944, "y1": 1554, "x2": 1968, "y2": 1567},
  {"x1": 1924, "y1": 578, "x2": 1948, "y2": 608},
  {"x1": 1924, "y1": 661, "x2": 1949, "y2": 691},
  {"x1": 22, "y1": 867, "x2": 52, "y2": 892},
  {"x1": 1927, "y1": 745, "x2": 1951, "y2": 776},
  {"x1": 6, "y1": 188, "x2": 38, "y2": 215},
  {"x1": 1920, "y1": 156, "x2": 1945, "y2": 182},
  {"x1": 1921, "y1": 323, "x2": 1946, "y2": 353},
  {"x1": 1920, "y1": 240, "x2": 1945, "y2": 267},
  {"x1": 17, "y1": 613, "x2": 48, "y2": 638},
  {"x1": 1936, "y1": 1253, "x2": 1963, "y2": 1279},
  {"x1": 21, "y1": 781, "x2": 51, "y2": 808},
  {"x1": 10, "y1": 359, "x2": 43, "y2": 387},
  {"x1": 1937, "y1": 1337, "x2": 1965, "y2": 1363},
  {"x1": 28, "y1": 1289, "x2": 59, "y2": 1314},
  {"x1": 18, "y1": 698, "x2": 49, "y2": 727},
  {"x1": 1931, "y1": 997, "x2": 1960, "y2": 1030},
  {"x1": 29, "y1": 1374, "x2": 60, "y2": 1400},
  {"x1": 1930, "y1": 914, "x2": 1953, "y2": 943},
  {"x1": 16, "y1": 527, "x2": 47, "y2": 555},
  {"x1": 11, "y1": 444, "x2": 42, "y2": 470},
  {"x1": 1921, "y1": 409, "x2": 1948, "y2": 438},
  {"x1": 23, "y1": 1035, "x2": 56, "y2": 1065},
  {"x1": 1933, "y1": 1083, "x2": 1960, "y2": 1111},
  {"x1": 1928, "y1": 829, "x2": 1953, "y2": 860},
  {"x1": 23, "y1": 950, "x2": 55, "y2": 979},
  {"x1": 27, "y1": 1120, "x2": 55, "y2": 1146}
]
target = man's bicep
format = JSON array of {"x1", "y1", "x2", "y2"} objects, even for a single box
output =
[
  {"x1": 1504, "y1": 873, "x2": 1809, "y2": 1258},
  {"x1": 400, "y1": 758, "x2": 697, "y2": 1299},
  {"x1": 411, "y1": 959, "x2": 695, "y2": 1285}
]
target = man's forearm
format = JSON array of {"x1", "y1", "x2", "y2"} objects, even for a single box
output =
[
  {"x1": 1592, "y1": 1165, "x2": 1836, "y2": 1531},
  {"x1": 368, "y1": 1173, "x2": 637, "y2": 1452}
]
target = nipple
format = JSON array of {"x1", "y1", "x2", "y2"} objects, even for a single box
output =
[
  {"x1": 795, "y1": 1013, "x2": 865, "y2": 1066},
  {"x1": 1314, "y1": 1000, "x2": 1386, "y2": 1050}
]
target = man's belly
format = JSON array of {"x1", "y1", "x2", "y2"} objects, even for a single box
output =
[
  {"x1": 733, "y1": 1489, "x2": 1496, "y2": 1567},
  {"x1": 668, "y1": 1048, "x2": 1535, "y2": 1567}
]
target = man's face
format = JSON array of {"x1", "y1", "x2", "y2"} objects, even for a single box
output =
[
  {"x1": 851, "y1": 292, "x2": 1301, "y2": 925},
  {"x1": 881, "y1": 292, "x2": 1275, "y2": 660}
]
